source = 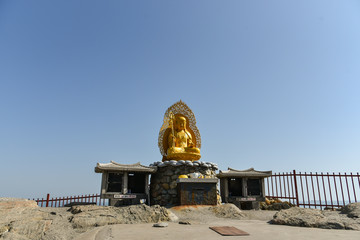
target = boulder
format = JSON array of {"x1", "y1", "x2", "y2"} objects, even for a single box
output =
[
  {"x1": 271, "y1": 205, "x2": 360, "y2": 230},
  {"x1": 209, "y1": 204, "x2": 245, "y2": 219},
  {"x1": 341, "y1": 202, "x2": 360, "y2": 218},
  {"x1": 271, "y1": 207, "x2": 325, "y2": 227}
]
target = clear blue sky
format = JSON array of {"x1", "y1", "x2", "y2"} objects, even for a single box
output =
[{"x1": 1, "y1": 1, "x2": 359, "y2": 199}]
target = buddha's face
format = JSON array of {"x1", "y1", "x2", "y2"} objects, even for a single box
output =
[{"x1": 175, "y1": 117, "x2": 186, "y2": 131}]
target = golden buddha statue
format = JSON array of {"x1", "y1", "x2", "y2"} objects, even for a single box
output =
[
  {"x1": 167, "y1": 115, "x2": 201, "y2": 160},
  {"x1": 158, "y1": 100, "x2": 202, "y2": 161}
]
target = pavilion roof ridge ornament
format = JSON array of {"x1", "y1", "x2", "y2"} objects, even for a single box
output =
[
  {"x1": 158, "y1": 100, "x2": 201, "y2": 157},
  {"x1": 225, "y1": 167, "x2": 271, "y2": 174},
  {"x1": 227, "y1": 167, "x2": 255, "y2": 172}
]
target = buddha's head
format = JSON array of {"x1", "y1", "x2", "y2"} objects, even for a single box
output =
[{"x1": 175, "y1": 116, "x2": 186, "y2": 131}]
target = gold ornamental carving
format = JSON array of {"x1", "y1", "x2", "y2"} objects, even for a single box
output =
[{"x1": 158, "y1": 100, "x2": 201, "y2": 161}]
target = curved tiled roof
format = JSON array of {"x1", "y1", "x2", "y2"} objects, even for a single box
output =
[
  {"x1": 95, "y1": 161, "x2": 157, "y2": 173},
  {"x1": 217, "y1": 167, "x2": 272, "y2": 178}
]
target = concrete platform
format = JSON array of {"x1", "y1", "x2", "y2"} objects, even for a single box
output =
[{"x1": 75, "y1": 218, "x2": 360, "y2": 240}]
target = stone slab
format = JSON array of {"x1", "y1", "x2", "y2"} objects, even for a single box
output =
[{"x1": 209, "y1": 226, "x2": 250, "y2": 236}]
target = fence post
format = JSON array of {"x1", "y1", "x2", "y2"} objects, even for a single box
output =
[
  {"x1": 46, "y1": 193, "x2": 50, "y2": 207},
  {"x1": 293, "y1": 170, "x2": 299, "y2": 207}
]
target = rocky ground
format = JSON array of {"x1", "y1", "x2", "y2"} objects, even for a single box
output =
[
  {"x1": 271, "y1": 202, "x2": 360, "y2": 230},
  {"x1": 0, "y1": 198, "x2": 176, "y2": 240},
  {"x1": 1, "y1": 198, "x2": 360, "y2": 240},
  {"x1": 0, "y1": 199, "x2": 256, "y2": 240}
]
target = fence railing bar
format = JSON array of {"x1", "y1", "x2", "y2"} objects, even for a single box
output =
[
  {"x1": 290, "y1": 170, "x2": 297, "y2": 204},
  {"x1": 292, "y1": 170, "x2": 298, "y2": 206},
  {"x1": 358, "y1": 173, "x2": 360, "y2": 202},
  {"x1": 286, "y1": 173, "x2": 291, "y2": 203},
  {"x1": 333, "y1": 172, "x2": 339, "y2": 207},
  {"x1": 282, "y1": 173, "x2": 287, "y2": 202},
  {"x1": 327, "y1": 173, "x2": 334, "y2": 209},
  {"x1": 321, "y1": 172, "x2": 327, "y2": 210},
  {"x1": 310, "y1": 173, "x2": 316, "y2": 209},
  {"x1": 271, "y1": 176, "x2": 275, "y2": 200},
  {"x1": 305, "y1": 172, "x2": 311, "y2": 208},
  {"x1": 46, "y1": 193, "x2": 50, "y2": 207},
  {"x1": 279, "y1": 173, "x2": 282, "y2": 198},
  {"x1": 298, "y1": 203, "x2": 343, "y2": 208},
  {"x1": 299, "y1": 172, "x2": 305, "y2": 207},
  {"x1": 350, "y1": 173, "x2": 357, "y2": 202},
  {"x1": 275, "y1": 174, "x2": 278, "y2": 198},
  {"x1": 339, "y1": 173, "x2": 345, "y2": 206},
  {"x1": 345, "y1": 173, "x2": 351, "y2": 204}
]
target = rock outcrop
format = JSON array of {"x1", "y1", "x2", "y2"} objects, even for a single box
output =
[
  {"x1": 0, "y1": 198, "x2": 59, "y2": 240},
  {"x1": 0, "y1": 198, "x2": 177, "y2": 240},
  {"x1": 69, "y1": 204, "x2": 178, "y2": 230},
  {"x1": 271, "y1": 203, "x2": 360, "y2": 230},
  {"x1": 341, "y1": 202, "x2": 360, "y2": 218}
]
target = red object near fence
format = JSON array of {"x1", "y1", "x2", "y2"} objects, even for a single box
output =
[
  {"x1": 32, "y1": 194, "x2": 108, "y2": 207},
  {"x1": 265, "y1": 170, "x2": 360, "y2": 209}
]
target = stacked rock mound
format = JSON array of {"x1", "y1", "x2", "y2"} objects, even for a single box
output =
[{"x1": 150, "y1": 160, "x2": 218, "y2": 206}]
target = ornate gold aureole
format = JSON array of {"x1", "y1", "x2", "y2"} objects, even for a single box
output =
[{"x1": 158, "y1": 100, "x2": 201, "y2": 161}]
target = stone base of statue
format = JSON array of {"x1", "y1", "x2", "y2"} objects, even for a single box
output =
[{"x1": 149, "y1": 160, "x2": 218, "y2": 206}]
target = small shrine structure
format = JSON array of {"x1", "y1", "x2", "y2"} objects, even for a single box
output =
[
  {"x1": 95, "y1": 161, "x2": 156, "y2": 206},
  {"x1": 217, "y1": 168, "x2": 272, "y2": 209}
]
